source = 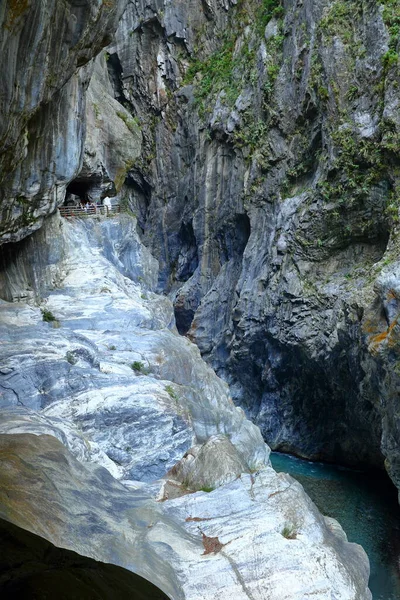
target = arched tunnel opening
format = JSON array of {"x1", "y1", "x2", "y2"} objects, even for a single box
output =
[
  {"x1": 64, "y1": 177, "x2": 111, "y2": 205},
  {"x1": 65, "y1": 180, "x2": 92, "y2": 203}
]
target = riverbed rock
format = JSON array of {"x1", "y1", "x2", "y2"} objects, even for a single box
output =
[{"x1": 0, "y1": 432, "x2": 371, "y2": 600}]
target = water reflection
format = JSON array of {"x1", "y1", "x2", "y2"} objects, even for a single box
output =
[{"x1": 270, "y1": 452, "x2": 400, "y2": 600}]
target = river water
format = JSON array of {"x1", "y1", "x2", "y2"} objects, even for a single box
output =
[{"x1": 270, "y1": 452, "x2": 400, "y2": 600}]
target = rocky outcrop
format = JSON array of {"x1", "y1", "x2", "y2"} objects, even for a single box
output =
[
  {"x1": 0, "y1": 432, "x2": 371, "y2": 600},
  {"x1": 75, "y1": 53, "x2": 142, "y2": 203},
  {"x1": 103, "y1": 0, "x2": 400, "y2": 489},
  {"x1": 165, "y1": 435, "x2": 249, "y2": 492},
  {"x1": 0, "y1": 0, "x2": 128, "y2": 244},
  {"x1": 0, "y1": 212, "x2": 371, "y2": 598},
  {"x1": 0, "y1": 212, "x2": 268, "y2": 481}
]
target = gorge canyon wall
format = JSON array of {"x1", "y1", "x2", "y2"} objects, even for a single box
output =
[
  {"x1": 103, "y1": 0, "x2": 400, "y2": 487},
  {"x1": 4, "y1": 0, "x2": 400, "y2": 479},
  {"x1": 0, "y1": 0, "x2": 400, "y2": 596}
]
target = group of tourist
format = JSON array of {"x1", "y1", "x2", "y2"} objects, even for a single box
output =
[
  {"x1": 80, "y1": 201, "x2": 97, "y2": 214},
  {"x1": 81, "y1": 197, "x2": 112, "y2": 212},
  {"x1": 79, "y1": 196, "x2": 113, "y2": 214},
  {"x1": 63, "y1": 195, "x2": 114, "y2": 216}
]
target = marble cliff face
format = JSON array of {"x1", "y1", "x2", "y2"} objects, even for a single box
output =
[
  {"x1": 0, "y1": 0, "x2": 130, "y2": 243},
  {"x1": 0, "y1": 0, "x2": 399, "y2": 597},
  {"x1": 0, "y1": 210, "x2": 371, "y2": 598},
  {"x1": 104, "y1": 0, "x2": 400, "y2": 489}
]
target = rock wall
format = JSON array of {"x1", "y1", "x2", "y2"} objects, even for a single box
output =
[
  {"x1": 0, "y1": 515, "x2": 168, "y2": 600},
  {"x1": 0, "y1": 0, "x2": 128, "y2": 243},
  {"x1": 102, "y1": 0, "x2": 400, "y2": 487},
  {"x1": 0, "y1": 1, "x2": 390, "y2": 594},
  {"x1": 5, "y1": 0, "x2": 399, "y2": 481}
]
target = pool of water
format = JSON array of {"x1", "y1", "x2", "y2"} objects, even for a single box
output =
[{"x1": 270, "y1": 452, "x2": 400, "y2": 600}]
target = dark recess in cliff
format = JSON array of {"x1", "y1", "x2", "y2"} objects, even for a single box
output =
[{"x1": 0, "y1": 517, "x2": 169, "y2": 599}]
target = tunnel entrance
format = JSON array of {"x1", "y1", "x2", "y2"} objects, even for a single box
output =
[
  {"x1": 60, "y1": 178, "x2": 119, "y2": 218},
  {"x1": 65, "y1": 180, "x2": 92, "y2": 204}
]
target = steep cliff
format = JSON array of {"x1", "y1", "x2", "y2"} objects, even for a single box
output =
[
  {"x1": 99, "y1": 0, "x2": 400, "y2": 490},
  {"x1": 0, "y1": 0, "x2": 130, "y2": 244}
]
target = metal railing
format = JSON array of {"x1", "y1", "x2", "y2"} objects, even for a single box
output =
[{"x1": 59, "y1": 204, "x2": 121, "y2": 219}]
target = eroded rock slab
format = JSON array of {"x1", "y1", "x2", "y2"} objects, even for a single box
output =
[
  {"x1": 0, "y1": 433, "x2": 371, "y2": 600},
  {"x1": 0, "y1": 212, "x2": 371, "y2": 598}
]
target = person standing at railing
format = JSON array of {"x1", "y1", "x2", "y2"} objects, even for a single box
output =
[{"x1": 103, "y1": 196, "x2": 112, "y2": 215}]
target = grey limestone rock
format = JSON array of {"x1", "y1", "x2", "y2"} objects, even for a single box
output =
[
  {"x1": 104, "y1": 0, "x2": 400, "y2": 496},
  {"x1": 165, "y1": 434, "x2": 249, "y2": 492},
  {"x1": 0, "y1": 432, "x2": 371, "y2": 600},
  {"x1": 82, "y1": 53, "x2": 142, "y2": 200},
  {"x1": 0, "y1": 212, "x2": 268, "y2": 482},
  {"x1": 0, "y1": 210, "x2": 371, "y2": 598},
  {"x1": 0, "y1": 0, "x2": 128, "y2": 244}
]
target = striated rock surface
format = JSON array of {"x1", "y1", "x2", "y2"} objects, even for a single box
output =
[
  {"x1": 0, "y1": 212, "x2": 371, "y2": 598},
  {"x1": 76, "y1": 53, "x2": 142, "y2": 202},
  {"x1": 0, "y1": 432, "x2": 371, "y2": 600},
  {"x1": 0, "y1": 212, "x2": 268, "y2": 481},
  {"x1": 100, "y1": 0, "x2": 400, "y2": 494},
  {"x1": 0, "y1": 0, "x2": 128, "y2": 243}
]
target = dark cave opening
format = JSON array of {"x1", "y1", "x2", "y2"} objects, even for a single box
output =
[
  {"x1": 175, "y1": 220, "x2": 199, "y2": 283},
  {"x1": 216, "y1": 213, "x2": 251, "y2": 264},
  {"x1": 174, "y1": 214, "x2": 251, "y2": 336},
  {"x1": 65, "y1": 176, "x2": 111, "y2": 205},
  {"x1": 65, "y1": 180, "x2": 92, "y2": 203},
  {"x1": 173, "y1": 219, "x2": 199, "y2": 336},
  {"x1": 106, "y1": 52, "x2": 128, "y2": 107},
  {"x1": 174, "y1": 303, "x2": 196, "y2": 337}
]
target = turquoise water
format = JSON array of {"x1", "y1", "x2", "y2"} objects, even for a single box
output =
[{"x1": 270, "y1": 452, "x2": 400, "y2": 600}]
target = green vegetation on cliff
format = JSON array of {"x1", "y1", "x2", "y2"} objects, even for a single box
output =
[
  {"x1": 382, "y1": 0, "x2": 400, "y2": 67},
  {"x1": 184, "y1": 0, "x2": 284, "y2": 117},
  {"x1": 318, "y1": 127, "x2": 385, "y2": 207}
]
